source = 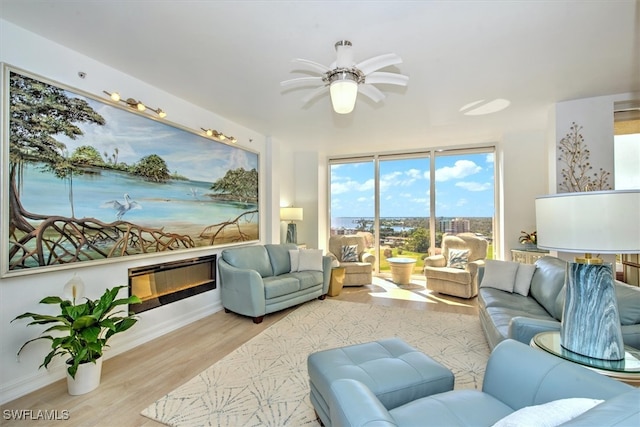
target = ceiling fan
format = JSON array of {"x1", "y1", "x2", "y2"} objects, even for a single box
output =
[{"x1": 281, "y1": 40, "x2": 409, "y2": 114}]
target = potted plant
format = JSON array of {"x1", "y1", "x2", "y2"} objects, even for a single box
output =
[
  {"x1": 12, "y1": 278, "x2": 141, "y2": 395},
  {"x1": 519, "y1": 230, "x2": 538, "y2": 250}
]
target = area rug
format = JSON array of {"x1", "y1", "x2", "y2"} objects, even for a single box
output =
[{"x1": 142, "y1": 299, "x2": 490, "y2": 426}]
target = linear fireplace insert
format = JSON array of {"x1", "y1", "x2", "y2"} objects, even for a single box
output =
[{"x1": 128, "y1": 254, "x2": 216, "y2": 314}]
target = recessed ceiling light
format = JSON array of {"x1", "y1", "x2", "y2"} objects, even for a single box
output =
[{"x1": 460, "y1": 99, "x2": 511, "y2": 116}]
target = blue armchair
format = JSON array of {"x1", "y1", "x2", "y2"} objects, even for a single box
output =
[{"x1": 327, "y1": 340, "x2": 638, "y2": 426}]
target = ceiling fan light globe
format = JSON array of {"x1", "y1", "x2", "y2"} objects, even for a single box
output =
[{"x1": 330, "y1": 79, "x2": 358, "y2": 114}]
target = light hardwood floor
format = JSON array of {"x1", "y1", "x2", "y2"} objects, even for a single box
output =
[{"x1": 1, "y1": 275, "x2": 478, "y2": 426}]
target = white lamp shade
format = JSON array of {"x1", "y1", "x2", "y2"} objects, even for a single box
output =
[
  {"x1": 330, "y1": 79, "x2": 358, "y2": 114},
  {"x1": 280, "y1": 207, "x2": 303, "y2": 222},
  {"x1": 535, "y1": 190, "x2": 640, "y2": 253}
]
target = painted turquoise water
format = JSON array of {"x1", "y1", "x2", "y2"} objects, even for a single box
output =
[{"x1": 18, "y1": 164, "x2": 258, "y2": 233}]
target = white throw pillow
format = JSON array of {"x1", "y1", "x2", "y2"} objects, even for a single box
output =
[
  {"x1": 480, "y1": 260, "x2": 520, "y2": 292},
  {"x1": 513, "y1": 263, "x2": 537, "y2": 296},
  {"x1": 447, "y1": 249, "x2": 470, "y2": 269},
  {"x1": 491, "y1": 398, "x2": 603, "y2": 427},
  {"x1": 297, "y1": 249, "x2": 323, "y2": 272},
  {"x1": 289, "y1": 250, "x2": 300, "y2": 273}
]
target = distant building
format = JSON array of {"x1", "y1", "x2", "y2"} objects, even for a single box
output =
[{"x1": 439, "y1": 218, "x2": 470, "y2": 234}]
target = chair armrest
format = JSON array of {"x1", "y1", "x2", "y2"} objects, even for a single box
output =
[
  {"x1": 361, "y1": 252, "x2": 375, "y2": 264},
  {"x1": 483, "y1": 340, "x2": 632, "y2": 410},
  {"x1": 322, "y1": 256, "x2": 332, "y2": 293},
  {"x1": 508, "y1": 317, "x2": 560, "y2": 345},
  {"x1": 329, "y1": 379, "x2": 396, "y2": 427},
  {"x1": 424, "y1": 255, "x2": 446, "y2": 268},
  {"x1": 218, "y1": 259, "x2": 266, "y2": 317}
]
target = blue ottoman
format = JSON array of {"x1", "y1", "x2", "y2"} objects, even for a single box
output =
[{"x1": 307, "y1": 338, "x2": 454, "y2": 426}]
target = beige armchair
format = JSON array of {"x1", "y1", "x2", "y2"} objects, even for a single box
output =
[
  {"x1": 327, "y1": 234, "x2": 375, "y2": 286},
  {"x1": 423, "y1": 233, "x2": 487, "y2": 298}
]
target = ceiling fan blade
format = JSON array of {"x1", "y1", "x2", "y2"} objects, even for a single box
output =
[
  {"x1": 280, "y1": 76, "x2": 324, "y2": 87},
  {"x1": 365, "y1": 72, "x2": 409, "y2": 86},
  {"x1": 358, "y1": 84, "x2": 386, "y2": 103},
  {"x1": 301, "y1": 85, "x2": 329, "y2": 104},
  {"x1": 292, "y1": 58, "x2": 330, "y2": 74},
  {"x1": 357, "y1": 53, "x2": 402, "y2": 75}
]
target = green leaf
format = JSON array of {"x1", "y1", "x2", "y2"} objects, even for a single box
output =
[
  {"x1": 39, "y1": 296, "x2": 64, "y2": 304},
  {"x1": 71, "y1": 315, "x2": 98, "y2": 330}
]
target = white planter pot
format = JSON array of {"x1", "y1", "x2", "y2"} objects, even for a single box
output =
[{"x1": 66, "y1": 357, "x2": 103, "y2": 395}]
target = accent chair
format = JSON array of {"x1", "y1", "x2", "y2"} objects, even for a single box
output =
[
  {"x1": 327, "y1": 234, "x2": 375, "y2": 286},
  {"x1": 423, "y1": 232, "x2": 488, "y2": 298}
]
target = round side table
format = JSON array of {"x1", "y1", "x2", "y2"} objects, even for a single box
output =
[
  {"x1": 386, "y1": 257, "x2": 417, "y2": 285},
  {"x1": 531, "y1": 331, "x2": 640, "y2": 386}
]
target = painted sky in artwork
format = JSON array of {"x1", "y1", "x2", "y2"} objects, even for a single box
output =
[{"x1": 55, "y1": 92, "x2": 257, "y2": 183}]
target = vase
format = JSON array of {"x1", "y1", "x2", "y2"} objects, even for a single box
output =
[{"x1": 66, "y1": 357, "x2": 103, "y2": 395}]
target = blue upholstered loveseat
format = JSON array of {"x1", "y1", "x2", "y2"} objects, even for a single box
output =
[{"x1": 218, "y1": 244, "x2": 331, "y2": 323}]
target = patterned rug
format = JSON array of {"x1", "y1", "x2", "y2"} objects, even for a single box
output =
[{"x1": 141, "y1": 298, "x2": 490, "y2": 426}]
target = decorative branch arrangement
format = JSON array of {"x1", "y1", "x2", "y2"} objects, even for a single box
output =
[{"x1": 557, "y1": 122, "x2": 611, "y2": 192}]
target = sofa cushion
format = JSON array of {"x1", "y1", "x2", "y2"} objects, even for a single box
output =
[
  {"x1": 479, "y1": 288, "x2": 552, "y2": 318},
  {"x1": 222, "y1": 245, "x2": 273, "y2": 278},
  {"x1": 342, "y1": 262, "x2": 375, "y2": 274},
  {"x1": 265, "y1": 243, "x2": 298, "y2": 276},
  {"x1": 263, "y1": 276, "x2": 300, "y2": 299},
  {"x1": 480, "y1": 260, "x2": 519, "y2": 292},
  {"x1": 530, "y1": 257, "x2": 567, "y2": 320},
  {"x1": 491, "y1": 397, "x2": 603, "y2": 427},
  {"x1": 289, "y1": 250, "x2": 300, "y2": 272},
  {"x1": 424, "y1": 266, "x2": 471, "y2": 285},
  {"x1": 615, "y1": 281, "x2": 640, "y2": 325},
  {"x1": 298, "y1": 249, "x2": 324, "y2": 271},
  {"x1": 513, "y1": 264, "x2": 537, "y2": 297},
  {"x1": 290, "y1": 270, "x2": 324, "y2": 290},
  {"x1": 389, "y1": 389, "x2": 513, "y2": 427}
]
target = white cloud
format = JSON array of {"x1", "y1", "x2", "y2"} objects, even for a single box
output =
[
  {"x1": 436, "y1": 160, "x2": 482, "y2": 182},
  {"x1": 456, "y1": 181, "x2": 492, "y2": 191}
]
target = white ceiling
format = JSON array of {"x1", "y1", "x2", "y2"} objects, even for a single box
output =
[{"x1": 1, "y1": 0, "x2": 638, "y2": 155}]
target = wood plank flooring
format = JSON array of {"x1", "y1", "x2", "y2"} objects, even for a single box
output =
[{"x1": 1, "y1": 275, "x2": 478, "y2": 427}]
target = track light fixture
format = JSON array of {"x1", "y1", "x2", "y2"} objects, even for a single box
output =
[
  {"x1": 103, "y1": 91, "x2": 167, "y2": 118},
  {"x1": 200, "y1": 128, "x2": 237, "y2": 143}
]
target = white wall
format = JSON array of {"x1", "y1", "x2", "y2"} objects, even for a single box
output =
[
  {"x1": 0, "y1": 20, "x2": 273, "y2": 403},
  {"x1": 500, "y1": 130, "x2": 549, "y2": 260}
]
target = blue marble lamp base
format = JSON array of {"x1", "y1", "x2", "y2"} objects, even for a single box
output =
[
  {"x1": 286, "y1": 223, "x2": 297, "y2": 244},
  {"x1": 561, "y1": 262, "x2": 624, "y2": 361}
]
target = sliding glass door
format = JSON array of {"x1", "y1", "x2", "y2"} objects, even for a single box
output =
[{"x1": 329, "y1": 146, "x2": 495, "y2": 276}]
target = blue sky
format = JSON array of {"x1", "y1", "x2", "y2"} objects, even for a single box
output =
[{"x1": 331, "y1": 153, "x2": 495, "y2": 219}]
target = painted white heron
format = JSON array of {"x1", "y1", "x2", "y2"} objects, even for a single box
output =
[{"x1": 101, "y1": 193, "x2": 142, "y2": 220}]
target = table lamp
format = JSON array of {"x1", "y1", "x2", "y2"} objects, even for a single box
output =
[
  {"x1": 280, "y1": 207, "x2": 303, "y2": 244},
  {"x1": 535, "y1": 190, "x2": 640, "y2": 361}
]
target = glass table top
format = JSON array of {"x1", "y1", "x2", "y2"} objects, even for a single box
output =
[{"x1": 533, "y1": 331, "x2": 640, "y2": 374}]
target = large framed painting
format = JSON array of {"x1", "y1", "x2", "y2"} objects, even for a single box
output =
[{"x1": 2, "y1": 64, "x2": 259, "y2": 276}]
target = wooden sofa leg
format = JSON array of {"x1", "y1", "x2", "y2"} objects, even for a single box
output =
[
  {"x1": 318, "y1": 295, "x2": 326, "y2": 300},
  {"x1": 253, "y1": 316, "x2": 264, "y2": 324}
]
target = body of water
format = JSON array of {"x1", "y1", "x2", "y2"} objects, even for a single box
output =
[{"x1": 18, "y1": 164, "x2": 258, "y2": 231}]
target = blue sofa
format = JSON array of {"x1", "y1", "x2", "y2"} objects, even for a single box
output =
[
  {"x1": 326, "y1": 339, "x2": 639, "y2": 427},
  {"x1": 218, "y1": 244, "x2": 331, "y2": 323},
  {"x1": 479, "y1": 256, "x2": 640, "y2": 349}
]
